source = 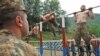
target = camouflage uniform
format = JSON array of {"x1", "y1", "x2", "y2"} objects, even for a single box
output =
[
  {"x1": 74, "y1": 23, "x2": 91, "y2": 46},
  {"x1": 0, "y1": 30, "x2": 39, "y2": 56},
  {"x1": 0, "y1": 0, "x2": 39, "y2": 56},
  {"x1": 74, "y1": 23, "x2": 91, "y2": 56}
]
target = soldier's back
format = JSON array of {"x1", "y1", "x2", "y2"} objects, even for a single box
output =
[{"x1": 0, "y1": 30, "x2": 38, "y2": 56}]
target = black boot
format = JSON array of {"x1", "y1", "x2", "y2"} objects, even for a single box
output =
[
  {"x1": 79, "y1": 47, "x2": 84, "y2": 56},
  {"x1": 86, "y1": 45, "x2": 91, "y2": 56}
]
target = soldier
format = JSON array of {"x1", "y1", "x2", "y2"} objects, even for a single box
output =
[
  {"x1": 41, "y1": 12, "x2": 60, "y2": 39},
  {"x1": 90, "y1": 34, "x2": 97, "y2": 55},
  {"x1": 41, "y1": 12, "x2": 59, "y2": 27},
  {"x1": 73, "y1": 5, "x2": 95, "y2": 56},
  {"x1": 0, "y1": 0, "x2": 38, "y2": 56},
  {"x1": 33, "y1": 23, "x2": 39, "y2": 36},
  {"x1": 32, "y1": 23, "x2": 39, "y2": 39}
]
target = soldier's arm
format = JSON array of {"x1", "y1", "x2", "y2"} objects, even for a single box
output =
[
  {"x1": 88, "y1": 8, "x2": 95, "y2": 19},
  {"x1": 41, "y1": 15, "x2": 47, "y2": 22},
  {"x1": 73, "y1": 12, "x2": 77, "y2": 22},
  {"x1": 20, "y1": 41, "x2": 39, "y2": 56}
]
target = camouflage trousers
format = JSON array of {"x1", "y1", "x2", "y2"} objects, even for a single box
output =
[{"x1": 74, "y1": 23, "x2": 91, "y2": 56}]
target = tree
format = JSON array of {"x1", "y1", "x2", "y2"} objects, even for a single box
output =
[
  {"x1": 23, "y1": 0, "x2": 69, "y2": 31},
  {"x1": 24, "y1": 0, "x2": 41, "y2": 26}
]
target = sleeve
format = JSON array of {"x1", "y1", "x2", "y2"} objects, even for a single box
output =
[
  {"x1": 18, "y1": 40, "x2": 39, "y2": 56},
  {"x1": 0, "y1": 43, "x2": 25, "y2": 56},
  {"x1": 0, "y1": 32, "x2": 26, "y2": 56},
  {"x1": 0, "y1": 40, "x2": 39, "y2": 56},
  {"x1": 0, "y1": 33, "x2": 39, "y2": 56}
]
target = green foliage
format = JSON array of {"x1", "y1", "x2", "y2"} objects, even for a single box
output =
[
  {"x1": 89, "y1": 24, "x2": 100, "y2": 37},
  {"x1": 24, "y1": 0, "x2": 41, "y2": 26},
  {"x1": 42, "y1": 0, "x2": 61, "y2": 14}
]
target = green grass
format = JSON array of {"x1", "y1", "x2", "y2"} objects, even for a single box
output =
[
  {"x1": 28, "y1": 30, "x2": 76, "y2": 46},
  {"x1": 29, "y1": 30, "x2": 74, "y2": 41}
]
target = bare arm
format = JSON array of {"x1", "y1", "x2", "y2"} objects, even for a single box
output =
[
  {"x1": 88, "y1": 8, "x2": 95, "y2": 19},
  {"x1": 73, "y1": 13, "x2": 77, "y2": 22},
  {"x1": 50, "y1": 12, "x2": 55, "y2": 16}
]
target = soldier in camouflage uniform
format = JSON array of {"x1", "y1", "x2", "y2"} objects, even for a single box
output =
[
  {"x1": 0, "y1": 0, "x2": 38, "y2": 56},
  {"x1": 73, "y1": 5, "x2": 95, "y2": 56}
]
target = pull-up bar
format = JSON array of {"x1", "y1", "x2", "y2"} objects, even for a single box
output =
[{"x1": 67, "y1": 5, "x2": 100, "y2": 16}]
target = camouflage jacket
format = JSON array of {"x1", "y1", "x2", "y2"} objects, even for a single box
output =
[{"x1": 0, "y1": 30, "x2": 39, "y2": 56}]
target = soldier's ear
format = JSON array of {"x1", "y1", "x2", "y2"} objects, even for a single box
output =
[{"x1": 15, "y1": 16, "x2": 23, "y2": 27}]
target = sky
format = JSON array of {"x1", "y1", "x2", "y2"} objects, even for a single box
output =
[
  {"x1": 59, "y1": 0, "x2": 100, "y2": 14},
  {"x1": 42, "y1": 0, "x2": 100, "y2": 16}
]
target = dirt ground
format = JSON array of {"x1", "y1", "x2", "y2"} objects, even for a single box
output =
[{"x1": 41, "y1": 50, "x2": 95, "y2": 56}]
